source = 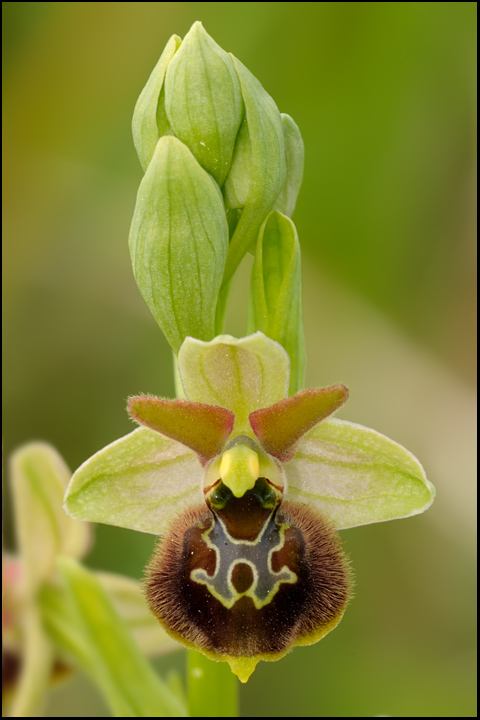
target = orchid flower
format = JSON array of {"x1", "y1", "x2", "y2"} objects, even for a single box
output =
[{"x1": 64, "y1": 332, "x2": 434, "y2": 683}]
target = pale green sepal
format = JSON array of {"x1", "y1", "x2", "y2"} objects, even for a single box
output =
[
  {"x1": 222, "y1": 54, "x2": 286, "y2": 286},
  {"x1": 64, "y1": 427, "x2": 203, "y2": 536},
  {"x1": 132, "y1": 34, "x2": 182, "y2": 172},
  {"x1": 8, "y1": 604, "x2": 54, "y2": 718},
  {"x1": 10, "y1": 443, "x2": 91, "y2": 591},
  {"x1": 129, "y1": 135, "x2": 228, "y2": 353},
  {"x1": 274, "y1": 114, "x2": 304, "y2": 217},
  {"x1": 165, "y1": 21, "x2": 243, "y2": 187},
  {"x1": 39, "y1": 557, "x2": 187, "y2": 717},
  {"x1": 94, "y1": 572, "x2": 181, "y2": 659},
  {"x1": 247, "y1": 211, "x2": 305, "y2": 395},
  {"x1": 178, "y1": 332, "x2": 290, "y2": 435},
  {"x1": 285, "y1": 418, "x2": 435, "y2": 529}
]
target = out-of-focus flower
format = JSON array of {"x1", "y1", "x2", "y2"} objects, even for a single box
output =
[{"x1": 2, "y1": 443, "x2": 183, "y2": 717}]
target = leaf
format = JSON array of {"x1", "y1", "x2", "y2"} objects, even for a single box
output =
[
  {"x1": 95, "y1": 571, "x2": 182, "y2": 659},
  {"x1": 40, "y1": 557, "x2": 187, "y2": 717},
  {"x1": 285, "y1": 418, "x2": 435, "y2": 529}
]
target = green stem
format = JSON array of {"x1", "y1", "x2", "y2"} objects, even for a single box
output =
[{"x1": 187, "y1": 650, "x2": 238, "y2": 718}]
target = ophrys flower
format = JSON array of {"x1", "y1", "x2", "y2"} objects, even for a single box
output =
[{"x1": 64, "y1": 332, "x2": 434, "y2": 682}]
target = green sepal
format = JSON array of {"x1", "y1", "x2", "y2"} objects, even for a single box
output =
[
  {"x1": 247, "y1": 210, "x2": 305, "y2": 394},
  {"x1": 178, "y1": 332, "x2": 290, "y2": 435},
  {"x1": 129, "y1": 135, "x2": 228, "y2": 353},
  {"x1": 132, "y1": 34, "x2": 182, "y2": 172},
  {"x1": 249, "y1": 385, "x2": 348, "y2": 461},
  {"x1": 285, "y1": 418, "x2": 436, "y2": 529},
  {"x1": 128, "y1": 396, "x2": 234, "y2": 464},
  {"x1": 222, "y1": 54, "x2": 286, "y2": 286},
  {"x1": 39, "y1": 557, "x2": 187, "y2": 717},
  {"x1": 64, "y1": 427, "x2": 203, "y2": 536},
  {"x1": 274, "y1": 114, "x2": 304, "y2": 217},
  {"x1": 10, "y1": 443, "x2": 91, "y2": 592},
  {"x1": 165, "y1": 21, "x2": 243, "y2": 187}
]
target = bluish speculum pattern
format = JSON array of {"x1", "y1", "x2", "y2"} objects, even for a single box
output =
[{"x1": 192, "y1": 481, "x2": 297, "y2": 609}]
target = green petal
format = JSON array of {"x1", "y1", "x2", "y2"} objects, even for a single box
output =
[
  {"x1": 64, "y1": 428, "x2": 203, "y2": 535},
  {"x1": 178, "y1": 332, "x2": 290, "y2": 435},
  {"x1": 40, "y1": 557, "x2": 187, "y2": 717},
  {"x1": 10, "y1": 443, "x2": 91, "y2": 590},
  {"x1": 95, "y1": 571, "x2": 181, "y2": 659},
  {"x1": 250, "y1": 385, "x2": 348, "y2": 461},
  {"x1": 128, "y1": 396, "x2": 234, "y2": 464},
  {"x1": 285, "y1": 418, "x2": 435, "y2": 529},
  {"x1": 132, "y1": 34, "x2": 182, "y2": 172}
]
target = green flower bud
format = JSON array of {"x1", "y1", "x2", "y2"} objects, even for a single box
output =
[
  {"x1": 274, "y1": 114, "x2": 304, "y2": 217},
  {"x1": 129, "y1": 135, "x2": 228, "y2": 353},
  {"x1": 165, "y1": 21, "x2": 244, "y2": 187},
  {"x1": 247, "y1": 210, "x2": 305, "y2": 394},
  {"x1": 222, "y1": 55, "x2": 286, "y2": 286},
  {"x1": 132, "y1": 34, "x2": 181, "y2": 172}
]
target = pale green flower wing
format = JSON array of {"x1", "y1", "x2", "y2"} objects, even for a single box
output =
[
  {"x1": 284, "y1": 418, "x2": 435, "y2": 529},
  {"x1": 178, "y1": 332, "x2": 290, "y2": 434},
  {"x1": 64, "y1": 427, "x2": 203, "y2": 535}
]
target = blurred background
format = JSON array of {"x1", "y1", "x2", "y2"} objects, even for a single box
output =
[{"x1": 3, "y1": 2, "x2": 476, "y2": 717}]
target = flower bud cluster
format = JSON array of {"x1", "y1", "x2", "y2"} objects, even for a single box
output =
[{"x1": 130, "y1": 21, "x2": 305, "y2": 368}]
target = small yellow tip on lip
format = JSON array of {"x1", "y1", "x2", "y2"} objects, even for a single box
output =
[{"x1": 227, "y1": 656, "x2": 259, "y2": 683}]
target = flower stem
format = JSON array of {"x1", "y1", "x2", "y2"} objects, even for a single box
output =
[{"x1": 187, "y1": 650, "x2": 238, "y2": 717}]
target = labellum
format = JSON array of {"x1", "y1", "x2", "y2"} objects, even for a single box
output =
[{"x1": 145, "y1": 437, "x2": 351, "y2": 682}]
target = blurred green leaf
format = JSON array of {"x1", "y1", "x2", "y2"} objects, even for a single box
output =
[{"x1": 40, "y1": 557, "x2": 188, "y2": 717}]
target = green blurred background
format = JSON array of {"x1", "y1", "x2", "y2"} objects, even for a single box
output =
[{"x1": 3, "y1": 2, "x2": 476, "y2": 717}]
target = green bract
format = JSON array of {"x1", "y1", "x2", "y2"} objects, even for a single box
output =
[
  {"x1": 129, "y1": 135, "x2": 229, "y2": 353},
  {"x1": 64, "y1": 333, "x2": 435, "y2": 682},
  {"x1": 247, "y1": 210, "x2": 305, "y2": 395}
]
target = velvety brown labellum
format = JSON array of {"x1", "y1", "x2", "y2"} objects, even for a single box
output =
[{"x1": 145, "y1": 481, "x2": 351, "y2": 661}]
